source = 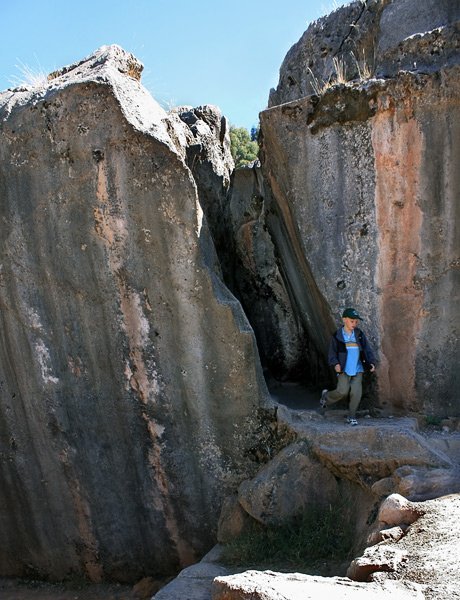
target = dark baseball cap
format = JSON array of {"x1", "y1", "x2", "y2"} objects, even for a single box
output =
[{"x1": 342, "y1": 308, "x2": 362, "y2": 319}]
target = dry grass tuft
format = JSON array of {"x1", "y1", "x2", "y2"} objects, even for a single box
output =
[
  {"x1": 332, "y1": 56, "x2": 348, "y2": 84},
  {"x1": 307, "y1": 55, "x2": 348, "y2": 96},
  {"x1": 351, "y1": 48, "x2": 374, "y2": 80},
  {"x1": 9, "y1": 59, "x2": 49, "y2": 89}
]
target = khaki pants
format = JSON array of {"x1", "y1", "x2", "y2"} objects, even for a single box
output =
[{"x1": 325, "y1": 372, "x2": 363, "y2": 418}]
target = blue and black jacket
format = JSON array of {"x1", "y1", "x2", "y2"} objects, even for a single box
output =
[{"x1": 327, "y1": 327, "x2": 376, "y2": 373}]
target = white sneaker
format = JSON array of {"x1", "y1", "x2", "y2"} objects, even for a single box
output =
[
  {"x1": 320, "y1": 389, "x2": 328, "y2": 408},
  {"x1": 347, "y1": 417, "x2": 358, "y2": 426}
]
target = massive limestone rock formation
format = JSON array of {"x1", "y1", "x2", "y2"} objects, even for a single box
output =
[
  {"x1": 0, "y1": 45, "x2": 269, "y2": 581},
  {"x1": 1, "y1": 0, "x2": 458, "y2": 591},
  {"x1": 258, "y1": 0, "x2": 460, "y2": 415}
]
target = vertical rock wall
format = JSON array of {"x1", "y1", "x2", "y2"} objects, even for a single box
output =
[
  {"x1": 0, "y1": 46, "x2": 269, "y2": 581},
  {"x1": 372, "y1": 70, "x2": 460, "y2": 414},
  {"x1": 260, "y1": 0, "x2": 460, "y2": 415}
]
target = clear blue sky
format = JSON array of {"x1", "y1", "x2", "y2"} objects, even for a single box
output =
[{"x1": 1, "y1": 0, "x2": 342, "y2": 130}]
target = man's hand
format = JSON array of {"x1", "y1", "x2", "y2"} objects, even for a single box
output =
[
  {"x1": 334, "y1": 364, "x2": 342, "y2": 373},
  {"x1": 369, "y1": 364, "x2": 376, "y2": 373}
]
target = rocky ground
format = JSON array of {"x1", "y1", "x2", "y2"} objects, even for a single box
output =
[{"x1": 357, "y1": 493, "x2": 460, "y2": 600}]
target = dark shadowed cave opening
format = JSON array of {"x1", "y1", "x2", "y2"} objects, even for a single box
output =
[{"x1": 192, "y1": 160, "x2": 336, "y2": 406}]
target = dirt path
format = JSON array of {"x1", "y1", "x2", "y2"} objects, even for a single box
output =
[
  {"x1": 266, "y1": 378, "x2": 322, "y2": 410},
  {"x1": 0, "y1": 580, "x2": 133, "y2": 600},
  {"x1": 0, "y1": 577, "x2": 168, "y2": 600}
]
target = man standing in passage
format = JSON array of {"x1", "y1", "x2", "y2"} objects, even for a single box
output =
[{"x1": 320, "y1": 308, "x2": 376, "y2": 425}]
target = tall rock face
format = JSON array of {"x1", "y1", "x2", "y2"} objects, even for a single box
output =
[
  {"x1": 0, "y1": 46, "x2": 269, "y2": 581},
  {"x1": 227, "y1": 167, "x2": 307, "y2": 381},
  {"x1": 261, "y1": 0, "x2": 460, "y2": 415}
]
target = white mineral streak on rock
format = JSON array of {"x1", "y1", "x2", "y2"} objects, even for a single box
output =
[
  {"x1": 26, "y1": 306, "x2": 43, "y2": 330},
  {"x1": 26, "y1": 308, "x2": 59, "y2": 385},
  {"x1": 34, "y1": 339, "x2": 59, "y2": 385}
]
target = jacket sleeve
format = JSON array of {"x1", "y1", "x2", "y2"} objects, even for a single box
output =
[
  {"x1": 327, "y1": 335, "x2": 340, "y2": 367},
  {"x1": 360, "y1": 330, "x2": 376, "y2": 365}
]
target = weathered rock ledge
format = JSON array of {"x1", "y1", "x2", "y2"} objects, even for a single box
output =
[
  {"x1": 274, "y1": 406, "x2": 460, "y2": 500},
  {"x1": 154, "y1": 405, "x2": 460, "y2": 599}
]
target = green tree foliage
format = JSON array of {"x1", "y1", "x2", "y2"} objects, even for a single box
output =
[{"x1": 230, "y1": 126, "x2": 259, "y2": 168}]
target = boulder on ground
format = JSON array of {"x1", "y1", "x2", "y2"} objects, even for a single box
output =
[
  {"x1": 237, "y1": 440, "x2": 340, "y2": 525},
  {"x1": 217, "y1": 495, "x2": 253, "y2": 543},
  {"x1": 377, "y1": 494, "x2": 424, "y2": 527},
  {"x1": 393, "y1": 465, "x2": 460, "y2": 501},
  {"x1": 347, "y1": 545, "x2": 407, "y2": 582}
]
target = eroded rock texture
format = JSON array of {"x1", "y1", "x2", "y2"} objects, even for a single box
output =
[
  {"x1": 260, "y1": 0, "x2": 460, "y2": 415},
  {"x1": 0, "y1": 46, "x2": 268, "y2": 581}
]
